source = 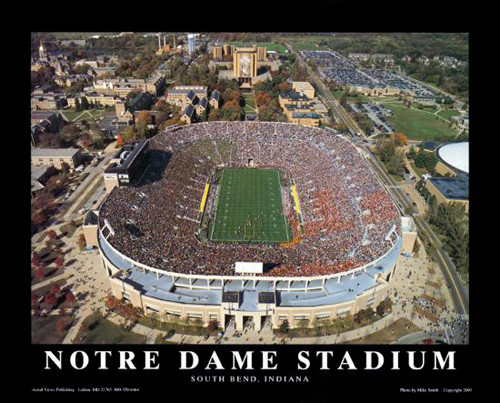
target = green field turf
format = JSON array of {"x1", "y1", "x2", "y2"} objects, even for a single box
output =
[
  {"x1": 243, "y1": 93, "x2": 257, "y2": 114},
  {"x1": 436, "y1": 109, "x2": 461, "y2": 121},
  {"x1": 210, "y1": 168, "x2": 291, "y2": 243},
  {"x1": 229, "y1": 42, "x2": 287, "y2": 53},
  {"x1": 60, "y1": 109, "x2": 102, "y2": 123},
  {"x1": 384, "y1": 104, "x2": 459, "y2": 140},
  {"x1": 293, "y1": 43, "x2": 330, "y2": 51}
]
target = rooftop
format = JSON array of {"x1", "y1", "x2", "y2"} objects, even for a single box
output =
[
  {"x1": 438, "y1": 142, "x2": 469, "y2": 174},
  {"x1": 429, "y1": 173, "x2": 469, "y2": 201},
  {"x1": 31, "y1": 148, "x2": 80, "y2": 158}
]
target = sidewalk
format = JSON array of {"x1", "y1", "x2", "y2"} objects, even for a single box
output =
[
  {"x1": 111, "y1": 313, "x2": 399, "y2": 346},
  {"x1": 31, "y1": 273, "x2": 68, "y2": 292}
]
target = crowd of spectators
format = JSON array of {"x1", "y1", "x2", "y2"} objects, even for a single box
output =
[{"x1": 99, "y1": 121, "x2": 401, "y2": 278}]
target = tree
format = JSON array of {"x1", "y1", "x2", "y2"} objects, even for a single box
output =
[
  {"x1": 105, "y1": 293, "x2": 119, "y2": 310},
  {"x1": 60, "y1": 162, "x2": 71, "y2": 174},
  {"x1": 44, "y1": 293, "x2": 58, "y2": 307},
  {"x1": 279, "y1": 319, "x2": 289, "y2": 334},
  {"x1": 55, "y1": 256, "x2": 64, "y2": 269},
  {"x1": 393, "y1": 132, "x2": 408, "y2": 146},
  {"x1": 386, "y1": 153, "x2": 406, "y2": 177},
  {"x1": 32, "y1": 293, "x2": 39, "y2": 306},
  {"x1": 376, "y1": 137, "x2": 397, "y2": 163},
  {"x1": 65, "y1": 291, "x2": 77, "y2": 304},
  {"x1": 207, "y1": 320, "x2": 219, "y2": 333},
  {"x1": 77, "y1": 233, "x2": 87, "y2": 250},
  {"x1": 47, "y1": 230, "x2": 58, "y2": 241},
  {"x1": 80, "y1": 96, "x2": 89, "y2": 110},
  {"x1": 56, "y1": 318, "x2": 67, "y2": 334},
  {"x1": 34, "y1": 268, "x2": 44, "y2": 279},
  {"x1": 32, "y1": 252, "x2": 42, "y2": 269},
  {"x1": 74, "y1": 98, "x2": 81, "y2": 112},
  {"x1": 51, "y1": 284, "x2": 61, "y2": 297},
  {"x1": 116, "y1": 133, "x2": 124, "y2": 147}
]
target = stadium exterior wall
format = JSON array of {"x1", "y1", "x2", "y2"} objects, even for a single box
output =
[{"x1": 99, "y1": 232, "x2": 401, "y2": 331}]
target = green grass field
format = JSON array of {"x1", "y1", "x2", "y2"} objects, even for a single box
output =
[
  {"x1": 384, "y1": 104, "x2": 459, "y2": 140},
  {"x1": 210, "y1": 168, "x2": 291, "y2": 243},
  {"x1": 229, "y1": 42, "x2": 287, "y2": 53},
  {"x1": 436, "y1": 109, "x2": 461, "y2": 121},
  {"x1": 79, "y1": 319, "x2": 147, "y2": 344},
  {"x1": 243, "y1": 93, "x2": 257, "y2": 114},
  {"x1": 293, "y1": 43, "x2": 330, "y2": 51},
  {"x1": 60, "y1": 109, "x2": 102, "y2": 123}
]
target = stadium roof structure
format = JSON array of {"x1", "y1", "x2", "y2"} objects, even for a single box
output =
[
  {"x1": 98, "y1": 121, "x2": 401, "y2": 278},
  {"x1": 438, "y1": 142, "x2": 469, "y2": 174}
]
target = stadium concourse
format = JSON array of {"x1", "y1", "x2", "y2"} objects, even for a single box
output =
[{"x1": 98, "y1": 121, "x2": 403, "y2": 332}]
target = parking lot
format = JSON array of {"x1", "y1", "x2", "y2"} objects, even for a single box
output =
[
  {"x1": 347, "y1": 102, "x2": 394, "y2": 134},
  {"x1": 301, "y1": 50, "x2": 443, "y2": 100}
]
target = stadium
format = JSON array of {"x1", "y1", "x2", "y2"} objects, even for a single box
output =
[{"x1": 98, "y1": 121, "x2": 403, "y2": 332}]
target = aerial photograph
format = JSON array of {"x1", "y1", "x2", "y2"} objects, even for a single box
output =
[{"x1": 30, "y1": 32, "x2": 469, "y2": 346}]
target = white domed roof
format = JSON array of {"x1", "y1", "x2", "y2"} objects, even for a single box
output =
[{"x1": 438, "y1": 142, "x2": 469, "y2": 174}]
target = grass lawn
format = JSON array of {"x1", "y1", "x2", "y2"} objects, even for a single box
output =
[
  {"x1": 343, "y1": 318, "x2": 421, "y2": 344},
  {"x1": 32, "y1": 315, "x2": 73, "y2": 344},
  {"x1": 77, "y1": 318, "x2": 147, "y2": 344},
  {"x1": 229, "y1": 42, "x2": 287, "y2": 53},
  {"x1": 384, "y1": 104, "x2": 459, "y2": 140},
  {"x1": 210, "y1": 168, "x2": 291, "y2": 243},
  {"x1": 243, "y1": 93, "x2": 257, "y2": 114},
  {"x1": 409, "y1": 161, "x2": 427, "y2": 178},
  {"x1": 61, "y1": 109, "x2": 102, "y2": 123},
  {"x1": 281, "y1": 34, "x2": 335, "y2": 43},
  {"x1": 292, "y1": 43, "x2": 329, "y2": 51},
  {"x1": 436, "y1": 109, "x2": 461, "y2": 121}
]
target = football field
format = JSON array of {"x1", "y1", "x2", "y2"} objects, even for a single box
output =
[{"x1": 210, "y1": 168, "x2": 291, "y2": 243}]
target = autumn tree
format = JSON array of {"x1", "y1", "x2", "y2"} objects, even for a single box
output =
[
  {"x1": 77, "y1": 233, "x2": 87, "y2": 250},
  {"x1": 44, "y1": 293, "x2": 58, "y2": 307},
  {"x1": 56, "y1": 318, "x2": 67, "y2": 334},
  {"x1": 51, "y1": 284, "x2": 62, "y2": 297},
  {"x1": 207, "y1": 320, "x2": 219, "y2": 333},
  {"x1": 65, "y1": 291, "x2": 77, "y2": 304},
  {"x1": 34, "y1": 268, "x2": 44, "y2": 279},
  {"x1": 55, "y1": 256, "x2": 65, "y2": 269},
  {"x1": 105, "y1": 293, "x2": 119, "y2": 310},
  {"x1": 116, "y1": 133, "x2": 124, "y2": 147},
  {"x1": 393, "y1": 132, "x2": 408, "y2": 147},
  {"x1": 32, "y1": 252, "x2": 42, "y2": 269},
  {"x1": 47, "y1": 230, "x2": 58, "y2": 240}
]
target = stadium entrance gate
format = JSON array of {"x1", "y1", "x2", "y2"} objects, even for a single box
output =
[
  {"x1": 225, "y1": 314, "x2": 236, "y2": 330},
  {"x1": 243, "y1": 316, "x2": 254, "y2": 330},
  {"x1": 260, "y1": 315, "x2": 272, "y2": 331}
]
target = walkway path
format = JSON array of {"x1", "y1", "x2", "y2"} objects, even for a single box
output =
[{"x1": 31, "y1": 273, "x2": 67, "y2": 292}]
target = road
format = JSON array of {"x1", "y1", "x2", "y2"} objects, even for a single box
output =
[{"x1": 290, "y1": 44, "x2": 469, "y2": 316}]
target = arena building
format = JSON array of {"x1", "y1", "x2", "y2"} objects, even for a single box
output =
[
  {"x1": 97, "y1": 121, "x2": 406, "y2": 332},
  {"x1": 425, "y1": 142, "x2": 469, "y2": 212}
]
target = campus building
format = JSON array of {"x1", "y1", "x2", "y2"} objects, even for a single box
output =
[
  {"x1": 103, "y1": 139, "x2": 149, "y2": 193},
  {"x1": 292, "y1": 81, "x2": 315, "y2": 100},
  {"x1": 31, "y1": 148, "x2": 82, "y2": 170},
  {"x1": 424, "y1": 142, "x2": 469, "y2": 212}
]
